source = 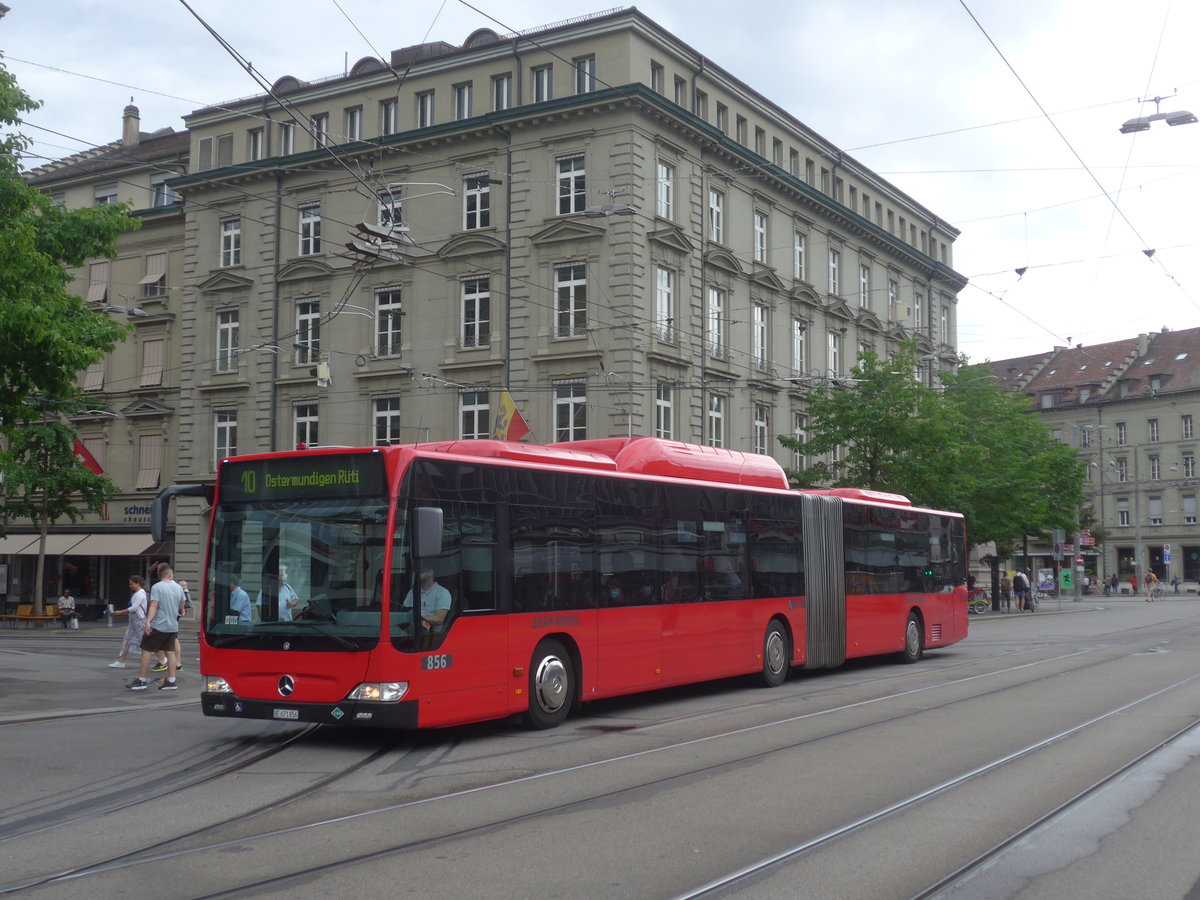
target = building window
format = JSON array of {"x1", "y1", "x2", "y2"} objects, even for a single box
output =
[
  {"x1": 135, "y1": 434, "x2": 163, "y2": 491},
  {"x1": 294, "y1": 402, "x2": 319, "y2": 449},
  {"x1": 416, "y1": 91, "x2": 435, "y2": 128},
  {"x1": 460, "y1": 391, "x2": 490, "y2": 440},
  {"x1": 83, "y1": 362, "x2": 104, "y2": 392},
  {"x1": 1081, "y1": 429, "x2": 1092, "y2": 449},
  {"x1": 1148, "y1": 418, "x2": 1159, "y2": 442},
  {"x1": 375, "y1": 288, "x2": 402, "y2": 357},
  {"x1": 344, "y1": 107, "x2": 362, "y2": 142},
  {"x1": 914, "y1": 291, "x2": 923, "y2": 328},
  {"x1": 706, "y1": 286, "x2": 725, "y2": 356},
  {"x1": 792, "y1": 319, "x2": 806, "y2": 373},
  {"x1": 247, "y1": 128, "x2": 264, "y2": 162},
  {"x1": 694, "y1": 89, "x2": 708, "y2": 120},
  {"x1": 554, "y1": 383, "x2": 587, "y2": 441},
  {"x1": 94, "y1": 182, "x2": 117, "y2": 205},
  {"x1": 379, "y1": 187, "x2": 402, "y2": 229},
  {"x1": 295, "y1": 300, "x2": 321, "y2": 365},
  {"x1": 654, "y1": 266, "x2": 673, "y2": 341},
  {"x1": 828, "y1": 248, "x2": 840, "y2": 295},
  {"x1": 86, "y1": 260, "x2": 109, "y2": 303},
  {"x1": 214, "y1": 408, "x2": 237, "y2": 467},
  {"x1": 708, "y1": 394, "x2": 725, "y2": 448},
  {"x1": 888, "y1": 279, "x2": 898, "y2": 318},
  {"x1": 1117, "y1": 498, "x2": 1130, "y2": 527},
  {"x1": 150, "y1": 174, "x2": 175, "y2": 207},
  {"x1": 380, "y1": 98, "x2": 398, "y2": 135},
  {"x1": 650, "y1": 62, "x2": 664, "y2": 94},
  {"x1": 298, "y1": 203, "x2": 321, "y2": 255},
  {"x1": 492, "y1": 74, "x2": 512, "y2": 111},
  {"x1": 754, "y1": 404, "x2": 769, "y2": 455},
  {"x1": 1183, "y1": 495, "x2": 1197, "y2": 525},
  {"x1": 1149, "y1": 496, "x2": 1163, "y2": 526},
  {"x1": 141, "y1": 252, "x2": 166, "y2": 298},
  {"x1": 1184, "y1": 453, "x2": 1195, "y2": 478},
  {"x1": 753, "y1": 212, "x2": 768, "y2": 263},
  {"x1": 1116, "y1": 457, "x2": 1128, "y2": 482},
  {"x1": 858, "y1": 264, "x2": 870, "y2": 307},
  {"x1": 673, "y1": 76, "x2": 687, "y2": 107},
  {"x1": 453, "y1": 82, "x2": 473, "y2": 120},
  {"x1": 716, "y1": 103, "x2": 728, "y2": 134},
  {"x1": 754, "y1": 126, "x2": 766, "y2": 155},
  {"x1": 1149, "y1": 454, "x2": 1161, "y2": 479},
  {"x1": 374, "y1": 396, "x2": 402, "y2": 445},
  {"x1": 792, "y1": 413, "x2": 808, "y2": 469},
  {"x1": 311, "y1": 114, "x2": 329, "y2": 148},
  {"x1": 220, "y1": 218, "x2": 241, "y2": 267},
  {"x1": 793, "y1": 231, "x2": 806, "y2": 280},
  {"x1": 1183, "y1": 414, "x2": 1194, "y2": 440},
  {"x1": 557, "y1": 154, "x2": 586, "y2": 214},
  {"x1": 752, "y1": 304, "x2": 767, "y2": 366},
  {"x1": 941, "y1": 305, "x2": 949, "y2": 343},
  {"x1": 216, "y1": 309, "x2": 239, "y2": 372},
  {"x1": 139, "y1": 338, "x2": 164, "y2": 387},
  {"x1": 574, "y1": 55, "x2": 596, "y2": 94},
  {"x1": 708, "y1": 188, "x2": 724, "y2": 243},
  {"x1": 736, "y1": 115, "x2": 747, "y2": 145},
  {"x1": 1116, "y1": 422, "x2": 1127, "y2": 445},
  {"x1": 827, "y1": 331, "x2": 842, "y2": 377},
  {"x1": 656, "y1": 160, "x2": 674, "y2": 219},
  {"x1": 533, "y1": 65, "x2": 553, "y2": 102},
  {"x1": 555, "y1": 264, "x2": 587, "y2": 338},
  {"x1": 279, "y1": 121, "x2": 295, "y2": 155},
  {"x1": 461, "y1": 277, "x2": 490, "y2": 348},
  {"x1": 463, "y1": 175, "x2": 491, "y2": 230},
  {"x1": 655, "y1": 384, "x2": 673, "y2": 439}
]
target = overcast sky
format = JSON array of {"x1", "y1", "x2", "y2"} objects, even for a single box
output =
[{"x1": 4, "y1": 0, "x2": 1199, "y2": 364}]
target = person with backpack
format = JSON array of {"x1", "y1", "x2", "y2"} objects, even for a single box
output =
[{"x1": 1013, "y1": 570, "x2": 1030, "y2": 612}]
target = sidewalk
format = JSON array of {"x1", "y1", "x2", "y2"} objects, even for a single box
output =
[{"x1": 0, "y1": 614, "x2": 201, "y2": 724}]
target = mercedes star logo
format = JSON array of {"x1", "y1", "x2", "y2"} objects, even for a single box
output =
[{"x1": 278, "y1": 675, "x2": 295, "y2": 697}]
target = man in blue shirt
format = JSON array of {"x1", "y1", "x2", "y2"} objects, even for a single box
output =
[
  {"x1": 229, "y1": 575, "x2": 251, "y2": 622},
  {"x1": 127, "y1": 562, "x2": 184, "y2": 691},
  {"x1": 402, "y1": 569, "x2": 452, "y2": 633}
]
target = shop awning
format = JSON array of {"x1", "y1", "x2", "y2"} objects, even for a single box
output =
[
  {"x1": 13, "y1": 534, "x2": 89, "y2": 555},
  {"x1": 0, "y1": 535, "x2": 38, "y2": 554},
  {"x1": 68, "y1": 533, "x2": 158, "y2": 556}
]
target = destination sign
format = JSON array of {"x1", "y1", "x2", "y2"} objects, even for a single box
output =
[{"x1": 219, "y1": 451, "x2": 387, "y2": 502}]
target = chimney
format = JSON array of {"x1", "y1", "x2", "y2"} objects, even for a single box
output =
[
  {"x1": 1137, "y1": 333, "x2": 1150, "y2": 356},
  {"x1": 122, "y1": 98, "x2": 140, "y2": 146}
]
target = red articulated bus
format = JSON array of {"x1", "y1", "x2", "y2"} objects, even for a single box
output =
[{"x1": 153, "y1": 437, "x2": 968, "y2": 730}]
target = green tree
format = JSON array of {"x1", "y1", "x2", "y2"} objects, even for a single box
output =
[
  {"x1": 0, "y1": 55, "x2": 135, "y2": 426},
  {"x1": 1, "y1": 423, "x2": 116, "y2": 614}
]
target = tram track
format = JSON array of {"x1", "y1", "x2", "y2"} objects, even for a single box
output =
[{"x1": 7, "y1": 618, "x2": 1198, "y2": 898}]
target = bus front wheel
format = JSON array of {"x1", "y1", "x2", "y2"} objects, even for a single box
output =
[
  {"x1": 761, "y1": 620, "x2": 791, "y2": 687},
  {"x1": 526, "y1": 639, "x2": 574, "y2": 729},
  {"x1": 901, "y1": 612, "x2": 923, "y2": 664}
]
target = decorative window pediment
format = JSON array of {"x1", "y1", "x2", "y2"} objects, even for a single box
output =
[
  {"x1": 751, "y1": 267, "x2": 787, "y2": 292},
  {"x1": 197, "y1": 271, "x2": 254, "y2": 293},
  {"x1": 790, "y1": 287, "x2": 822, "y2": 309},
  {"x1": 438, "y1": 233, "x2": 507, "y2": 259},
  {"x1": 277, "y1": 259, "x2": 336, "y2": 282},
  {"x1": 825, "y1": 297, "x2": 853, "y2": 320},
  {"x1": 529, "y1": 219, "x2": 606, "y2": 245},
  {"x1": 703, "y1": 248, "x2": 742, "y2": 274},
  {"x1": 648, "y1": 225, "x2": 694, "y2": 254},
  {"x1": 856, "y1": 309, "x2": 884, "y2": 332},
  {"x1": 120, "y1": 397, "x2": 175, "y2": 419}
]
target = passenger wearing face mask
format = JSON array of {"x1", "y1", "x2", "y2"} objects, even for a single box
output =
[{"x1": 604, "y1": 576, "x2": 624, "y2": 605}]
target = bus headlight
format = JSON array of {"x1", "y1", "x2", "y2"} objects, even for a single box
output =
[
  {"x1": 205, "y1": 676, "x2": 233, "y2": 693},
  {"x1": 348, "y1": 682, "x2": 409, "y2": 702}
]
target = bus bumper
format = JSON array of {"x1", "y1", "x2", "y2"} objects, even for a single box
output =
[{"x1": 201, "y1": 691, "x2": 419, "y2": 728}]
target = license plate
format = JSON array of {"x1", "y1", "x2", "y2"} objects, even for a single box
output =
[{"x1": 273, "y1": 708, "x2": 300, "y2": 720}]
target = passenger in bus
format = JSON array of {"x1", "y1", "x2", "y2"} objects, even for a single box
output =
[
  {"x1": 402, "y1": 569, "x2": 452, "y2": 632},
  {"x1": 229, "y1": 575, "x2": 251, "y2": 623},
  {"x1": 604, "y1": 576, "x2": 624, "y2": 604}
]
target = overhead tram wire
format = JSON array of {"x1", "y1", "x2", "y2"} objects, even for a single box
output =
[{"x1": 958, "y1": 0, "x2": 1200, "y2": 315}]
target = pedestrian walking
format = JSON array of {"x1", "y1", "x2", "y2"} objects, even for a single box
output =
[
  {"x1": 126, "y1": 563, "x2": 183, "y2": 692},
  {"x1": 1172, "y1": 575, "x2": 1181, "y2": 593},
  {"x1": 1110, "y1": 573, "x2": 1119, "y2": 595},
  {"x1": 1000, "y1": 572, "x2": 1012, "y2": 612},
  {"x1": 109, "y1": 575, "x2": 147, "y2": 668},
  {"x1": 1130, "y1": 574, "x2": 1139, "y2": 595},
  {"x1": 1012, "y1": 569, "x2": 1030, "y2": 612},
  {"x1": 1145, "y1": 571, "x2": 1159, "y2": 601}
]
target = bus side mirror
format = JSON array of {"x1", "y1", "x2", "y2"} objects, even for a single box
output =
[{"x1": 414, "y1": 507, "x2": 444, "y2": 558}]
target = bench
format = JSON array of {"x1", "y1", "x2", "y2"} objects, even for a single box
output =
[{"x1": 1, "y1": 603, "x2": 61, "y2": 628}]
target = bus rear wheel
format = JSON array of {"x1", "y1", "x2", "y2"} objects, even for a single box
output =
[
  {"x1": 526, "y1": 639, "x2": 574, "y2": 729},
  {"x1": 760, "y1": 620, "x2": 791, "y2": 687},
  {"x1": 901, "y1": 612, "x2": 923, "y2": 664}
]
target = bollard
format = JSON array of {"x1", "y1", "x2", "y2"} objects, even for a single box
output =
[{"x1": 106, "y1": 603, "x2": 114, "y2": 627}]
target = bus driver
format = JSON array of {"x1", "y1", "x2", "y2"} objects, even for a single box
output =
[{"x1": 402, "y1": 569, "x2": 452, "y2": 632}]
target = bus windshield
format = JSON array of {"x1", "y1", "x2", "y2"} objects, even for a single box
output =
[{"x1": 204, "y1": 493, "x2": 390, "y2": 652}]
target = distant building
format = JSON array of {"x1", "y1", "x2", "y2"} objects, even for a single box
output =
[
  {"x1": 991, "y1": 327, "x2": 1200, "y2": 587},
  {"x1": 19, "y1": 8, "x2": 965, "y2": 595}
]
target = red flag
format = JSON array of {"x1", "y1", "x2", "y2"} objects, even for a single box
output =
[{"x1": 74, "y1": 439, "x2": 105, "y2": 475}]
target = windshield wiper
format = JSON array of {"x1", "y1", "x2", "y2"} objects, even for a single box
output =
[{"x1": 259, "y1": 619, "x2": 360, "y2": 649}]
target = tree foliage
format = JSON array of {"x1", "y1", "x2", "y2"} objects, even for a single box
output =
[
  {"x1": 1, "y1": 423, "x2": 116, "y2": 613},
  {"x1": 0, "y1": 55, "x2": 136, "y2": 425},
  {"x1": 778, "y1": 345, "x2": 1086, "y2": 548}
]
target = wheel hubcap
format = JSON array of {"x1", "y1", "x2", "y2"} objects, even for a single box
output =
[
  {"x1": 765, "y1": 631, "x2": 785, "y2": 674},
  {"x1": 535, "y1": 655, "x2": 568, "y2": 713}
]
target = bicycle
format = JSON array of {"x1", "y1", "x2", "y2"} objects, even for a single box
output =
[{"x1": 967, "y1": 588, "x2": 991, "y2": 614}]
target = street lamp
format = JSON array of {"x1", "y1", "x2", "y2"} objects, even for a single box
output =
[{"x1": 1119, "y1": 95, "x2": 1198, "y2": 133}]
